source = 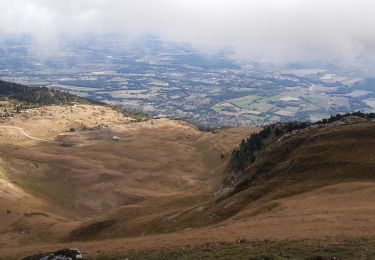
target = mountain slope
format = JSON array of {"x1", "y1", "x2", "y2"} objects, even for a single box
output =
[
  {"x1": 57, "y1": 116, "x2": 375, "y2": 247},
  {"x1": 0, "y1": 101, "x2": 256, "y2": 250},
  {"x1": 167, "y1": 117, "x2": 375, "y2": 227},
  {"x1": 0, "y1": 82, "x2": 375, "y2": 259}
]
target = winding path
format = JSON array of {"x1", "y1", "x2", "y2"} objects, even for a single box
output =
[{"x1": 0, "y1": 126, "x2": 59, "y2": 143}]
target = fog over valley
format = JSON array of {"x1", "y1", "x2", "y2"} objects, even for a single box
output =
[
  {"x1": 1, "y1": 2, "x2": 375, "y2": 259},
  {"x1": 0, "y1": 0, "x2": 375, "y2": 126}
]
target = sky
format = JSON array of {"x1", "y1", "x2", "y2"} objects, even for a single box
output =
[{"x1": 0, "y1": 0, "x2": 375, "y2": 64}]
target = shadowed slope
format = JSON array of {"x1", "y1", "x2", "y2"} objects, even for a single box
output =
[{"x1": 63, "y1": 119, "x2": 375, "y2": 244}]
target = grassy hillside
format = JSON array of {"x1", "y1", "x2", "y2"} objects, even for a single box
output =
[
  {"x1": 0, "y1": 80, "x2": 375, "y2": 259},
  {"x1": 0, "y1": 80, "x2": 148, "y2": 121},
  {"x1": 208, "y1": 114, "x2": 375, "y2": 221},
  {"x1": 0, "y1": 80, "x2": 95, "y2": 106},
  {"x1": 227, "y1": 112, "x2": 375, "y2": 182},
  {"x1": 58, "y1": 114, "x2": 375, "y2": 245}
]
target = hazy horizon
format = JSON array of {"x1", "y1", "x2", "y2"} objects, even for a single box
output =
[{"x1": 0, "y1": 0, "x2": 375, "y2": 68}]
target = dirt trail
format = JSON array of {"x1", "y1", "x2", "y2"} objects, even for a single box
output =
[{"x1": 0, "y1": 125, "x2": 60, "y2": 143}]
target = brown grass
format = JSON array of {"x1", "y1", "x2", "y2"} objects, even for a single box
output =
[
  {"x1": 1, "y1": 105, "x2": 375, "y2": 259},
  {"x1": 0, "y1": 105, "x2": 255, "y2": 250}
]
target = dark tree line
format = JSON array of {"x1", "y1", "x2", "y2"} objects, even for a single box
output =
[
  {"x1": 315, "y1": 111, "x2": 375, "y2": 124},
  {"x1": 228, "y1": 121, "x2": 313, "y2": 173},
  {"x1": 228, "y1": 125, "x2": 273, "y2": 172},
  {"x1": 228, "y1": 111, "x2": 375, "y2": 174},
  {"x1": 0, "y1": 80, "x2": 149, "y2": 121},
  {"x1": 109, "y1": 105, "x2": 149, "y2": 122},
  {"x1": 0, "y1": 80, "x2": 93, "y2": 106}
]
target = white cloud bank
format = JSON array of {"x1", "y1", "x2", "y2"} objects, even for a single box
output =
[{"x1": 0, "y1": 0, "x2": 375, "y2": 64}]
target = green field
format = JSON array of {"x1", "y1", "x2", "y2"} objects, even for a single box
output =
[{"x1": 212, "y1": 95, "x2": 284, "y2": 121}]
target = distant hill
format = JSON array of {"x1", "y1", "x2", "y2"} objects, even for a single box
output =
[
  {"x1": 0, "y1": 80, "x2": 148, "y2": 121},
  {"x1": 227, "y1": 112, "x2": 375, "y2": 180},
  {"x1": 0, "y1": 80, "x2": 96, "y2": 106}
]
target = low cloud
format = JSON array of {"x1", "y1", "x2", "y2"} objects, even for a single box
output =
[{"x1": 1, "y1": 0, "x2": 375, "y2": 65}]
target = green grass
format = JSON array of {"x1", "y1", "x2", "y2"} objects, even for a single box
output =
[
  {"x1": 230, "y1": 95, "x2": 260, "y2": 107},
  {"x1": 212, "y1": 103, "x2": 225, "y2": 113},
  {"x1": 267, "y1": 115, "x2": 281, "y2": 122},
  {"x1": 242, "y1": 113, "x2": 280, "y2": 122},
  {"x1": 303, "y1": 94, "x2": 328, "y2": 106},
  {"x1": 212, "y1": 95, "x2": 282, "y2": 117},
  {"x1": 230, "y1": 96, "x2": 279, "y2": 112}
]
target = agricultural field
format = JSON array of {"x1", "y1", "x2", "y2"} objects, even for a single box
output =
[{"x1": 1, "y1": 35, "x2": 374, "y2": 127}]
